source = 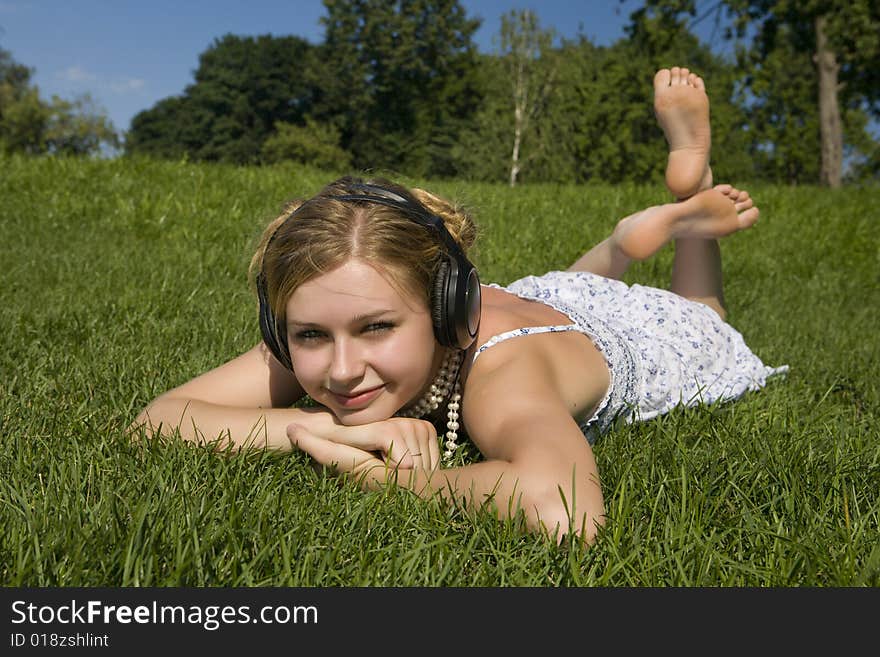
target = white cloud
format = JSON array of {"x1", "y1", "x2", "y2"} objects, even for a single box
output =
[
  {"x1": 57, "y1": 65, "x2": 98, "y2": 83},
  {"x1": 109, "y1": 77, "x2": 146, "y2": 94},
  {"x1": 55, "y1": 65, "x2": 145, "y2": 96}
]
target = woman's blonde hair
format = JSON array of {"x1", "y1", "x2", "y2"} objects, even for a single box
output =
[{"x1": 249, "y1": 177, "x2": 478, "y2": 326}]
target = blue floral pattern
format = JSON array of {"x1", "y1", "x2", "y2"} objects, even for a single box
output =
[{"x1": 474, "y1": 271, "x2": 788, "y2": 443}]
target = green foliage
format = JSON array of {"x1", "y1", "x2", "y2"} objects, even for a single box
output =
[
  {"x1": 0, "y1": 49, "x2": 46, "y2": 154},
  {"x1": 726, "y1": 0, "x2": 879, "y2": 110},
  {"x1": 454, "y1": 8, "x2": 753, "y2": 186},
  {"x1": 496, "y1": 9, "x2": 558, "y2": 186},
  {"x1": 261, "y1": 119, "x2": 351, "y2": 171},
  {"x1": 10, "y1": 1, "x2": 877, "y2": 183},
  {"x1": 844, "y1": 111, "x2": 880, "y2": 183},
  {"x1": 722, "y1": 0, "x2": 880, "y2": 182},
  {"x1": 2, "y1": 156, "x2": 878, "y2": 585},
  {"x1": 44, "y1": 94, "x2": 120, "y2": 155},
  {"x1": 453, "y1": 17, "x2": 566, "y2": 185},
  {"x1": 738, "y1": 26, "x2": 820, "y2": 184},
  {"x1": 0, "y1": 48, "x2": 118, "y2": 156},
  {"x1": 449, "y1": 55, "x2": 510, "y2": 182},
  {"x1": 122, "y1": 96, "x2": 191, "y2": 159},
  {"x1": 127, "y1": 34, "x2": 320, "y2": 163},
  {"x1": 315, "y1": 0, "x2": 483, "y2": 177}
]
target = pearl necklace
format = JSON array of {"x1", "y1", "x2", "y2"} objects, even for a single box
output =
[{"x1": 396, "y1": 348, "x2": 464, "y2": 464}]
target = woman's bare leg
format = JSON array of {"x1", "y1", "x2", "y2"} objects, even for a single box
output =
[
  {"x1": 568, "y1": 66, "x2": 760, "y2": 318},
  {"x1": 567, "y1": 187, "x2": 758, "y2": 276},
  {"x1": 566, "y1": 235, "x2": 633, "y2": 280},
  {"x1": 655, "y1": 66, "x2": 734, "y2": 320},
  {"x1": 670, "y1": 186, "x2": 758, "y2": 320}
]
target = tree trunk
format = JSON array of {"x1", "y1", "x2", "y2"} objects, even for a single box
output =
[
  {"x1": 510, "y1": 105, "x2": 522, "y2": 187},
  {"x1": 815, "y1": 15, "x2": 843, "y2": 188},
  {"x1": 509, "y1": 63, "x2": 525, "y2": 188}
]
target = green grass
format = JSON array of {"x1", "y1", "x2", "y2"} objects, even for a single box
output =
[{"x1": 1, "y1": 154, "x2": 878, "y2": 586}]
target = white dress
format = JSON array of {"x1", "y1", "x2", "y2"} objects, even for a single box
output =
[{"x1": 474, "y1": 271, "x2": 788, "y2": 442}]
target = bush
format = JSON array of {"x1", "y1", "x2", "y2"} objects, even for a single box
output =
[{"x1": 261, "y1": 119, "x2": 351, "y2": 171}]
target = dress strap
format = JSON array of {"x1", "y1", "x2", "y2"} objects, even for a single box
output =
[{"x1": 473, "y1": 324, "x2": 581, "y2": 362}]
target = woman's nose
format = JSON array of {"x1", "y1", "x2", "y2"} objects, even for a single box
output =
[{"x1": 328, "y1": 339, "x2": 365, "y2": 384}]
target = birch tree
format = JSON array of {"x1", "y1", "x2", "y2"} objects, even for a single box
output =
[{"x1": 496, "y1": 10, "x2": 556, "y2": 187}]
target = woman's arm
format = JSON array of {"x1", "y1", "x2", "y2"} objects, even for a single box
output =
[
  {"x1": 132, "y1": 342, "x2": 443, "y2": 466},
  {"x1": 130, "y1": 342, "x2": 327, "y2": 450},
  {"x1": 400, "y1": 409, "x2": 603, "y2": 542}
]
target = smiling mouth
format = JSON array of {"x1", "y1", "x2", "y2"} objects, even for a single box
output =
[{"x1": 328, "y1": 385, "x2": 385, "y2": 409}]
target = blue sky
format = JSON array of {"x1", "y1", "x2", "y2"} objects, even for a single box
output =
[{"x1": 0, "y1": 1, "x2": 719, "y2": 134}]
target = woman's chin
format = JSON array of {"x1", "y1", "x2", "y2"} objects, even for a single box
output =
[
  {"x1": 316, "y1": 387, "x2": 412, "y2": 425},
  {"x1": 333, "y1": 402, "x2": 397, "y2": 426}
]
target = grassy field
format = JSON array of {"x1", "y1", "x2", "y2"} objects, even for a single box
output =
[{"x1": 1, "y1": 154, "x2": 878, "y2": 586}]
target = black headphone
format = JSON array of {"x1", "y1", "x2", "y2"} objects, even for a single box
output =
[{"x1": 257, "y1": 183, "x2": 481, "y2": 371}]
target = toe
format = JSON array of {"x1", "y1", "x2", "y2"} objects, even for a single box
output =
[
  {"x1": 679, "y1": 67, "x2": 690, "y2": 82},
  {"x1": 737, "y1": 207, "x2": 760, "y2": 229},
  {"x1": 654, "y1": 68, "x2": 672, "y2": 89},
  {"x1": 734, "y1": 196, "x2": 754, "y2": 211},
  {"x1": 694, "y1": 75, "x2": 706, "y2": 92}
]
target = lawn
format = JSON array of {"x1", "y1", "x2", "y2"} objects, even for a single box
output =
[{"x1": 1, "y1": 154, "x2": 877, "y2": 586}]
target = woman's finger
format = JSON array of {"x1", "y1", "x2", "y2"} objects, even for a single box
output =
[
  {"x1": 426, "y1": 422, "x2": 441, "y2": 470},
  {"x1": 391, "y1": 421, "x2": 436, "y2": 470},
  {"x1": 288, "y1": 424, "x2": 374, "y2": 473},
  {"x1": 413, "y1": 421, "x2": 435, "y2": 471}
]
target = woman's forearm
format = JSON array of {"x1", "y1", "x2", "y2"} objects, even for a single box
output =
[
  {"x1": 365, "y1": 459, "x2": 604, "y2": 540},
  {"x1": 130, "y1": 397, "x2": 337, "y2": 451}
]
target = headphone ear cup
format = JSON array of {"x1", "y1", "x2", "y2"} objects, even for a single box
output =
[
  {"x1": 257, "y1": 274, "x2": 293, "y2": 370},
  {"x1": 431, "y1": 255, "x2": 481, "y2": 350},
  {"x1": 431, "y1": 258, "x2": 452, "y2": 347}
]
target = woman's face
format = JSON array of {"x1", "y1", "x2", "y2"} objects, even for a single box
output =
[{"x1": 285, "y1": 258, "x2": 439, "y2": 425}]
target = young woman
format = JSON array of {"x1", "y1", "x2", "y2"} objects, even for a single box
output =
[{"x1": 132, "y1": 67, "x2": 786, "y2": 542}]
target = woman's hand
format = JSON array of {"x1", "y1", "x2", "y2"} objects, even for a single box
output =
[{"x1": 287, "y1": 417, "x2": 441, "y2": 482}]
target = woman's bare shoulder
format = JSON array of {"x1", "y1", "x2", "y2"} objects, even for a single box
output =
[
  {"x1": 477, "y1": 284, "x2": 572, "y2": 341},
  {"x1": 461, "y1": 345, "x2": 599, "y2": 461},
  {"x1": 464, "y1": 296, "x2": 611, "y2": 451}
]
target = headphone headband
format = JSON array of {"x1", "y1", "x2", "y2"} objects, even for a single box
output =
[{"x1": 330, "y1": 190, "x2": 468, "y2": 263}]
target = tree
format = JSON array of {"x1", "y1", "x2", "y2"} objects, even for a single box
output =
[
  {"x1": 0, "y1": 49, "x2": 47, "y2": 154},
  {"x1": 737, "y1": 21, "x2": 821, "y2": 183},
  {"x1": 1, "y1": 47, "x2": 118, "y2": 156},
  {"x1": 44, "y1": 94, "x2": 119, "y2": 155},
  {"x1": 315, "y1": 0, "x2": 483, "y2": 176},
  {"x1": 634, "y1": 0, "x2": 880, "y2": 186},
  {"x1": 725, "y1": 0, "x2": 879, "y2": 187},
  {"x1": 451, "y1": 53, "x2": 519, "y2": 183},
  {"x1": 124, "y1": 96, "x2": 192, "y2": 159},
  {"x1": 453, "y1": 13, "x2": 750, "y2": 186},
  {"x1": 127, "y1": 34, "x2": 320, "y2": 163},
  {"x1": 496, "y1": 9, "x2": 557, "y2": 187}
]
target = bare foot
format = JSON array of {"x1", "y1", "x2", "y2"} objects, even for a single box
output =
[
  {"x1": 654, "y1": 67, "x2": 712, "y2": 199},
  {"x1": 612, "y1": 185, "x2": 759, "y2": 260}
]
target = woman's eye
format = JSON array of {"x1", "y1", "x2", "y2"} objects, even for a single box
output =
[
  {"x1": 294, "y1": 330, "x2": 325, "y2": 342},
  {"x1": 292, "y1": 323, "x2": 394, "y2": 342},
  {"x1": 364, "y1": 322, "x2": 394, "y2": 334}
]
